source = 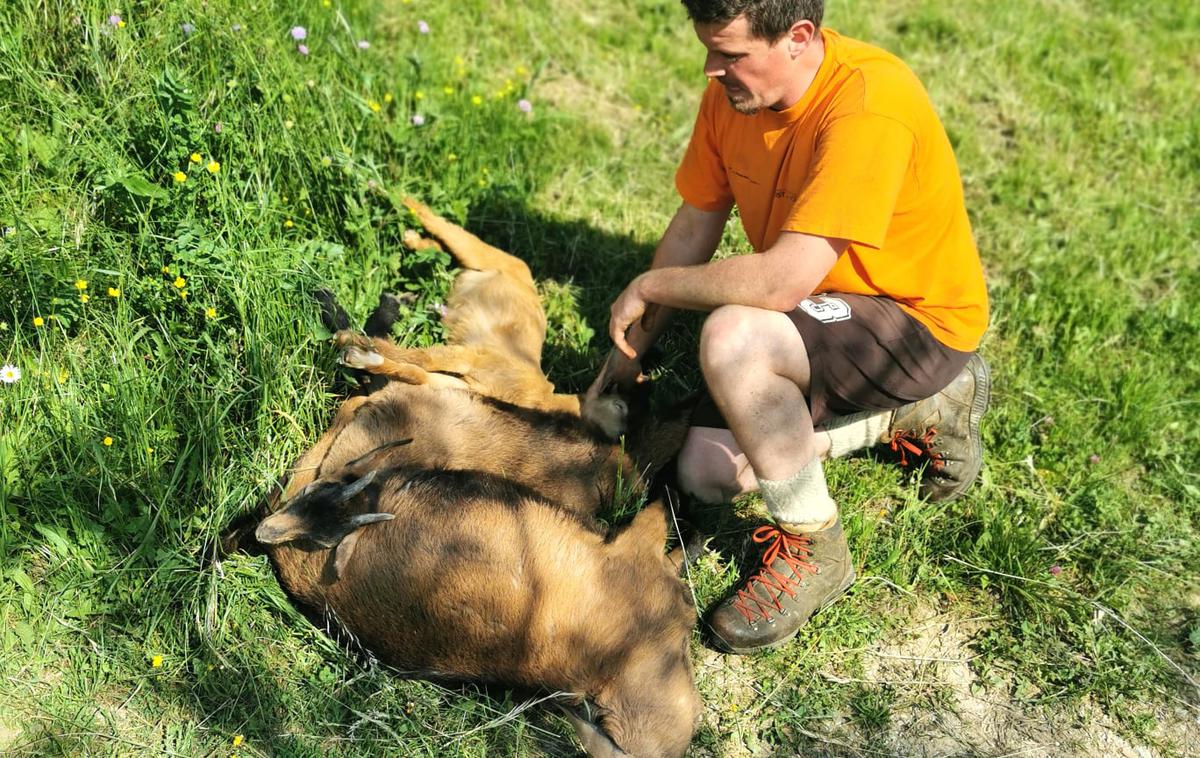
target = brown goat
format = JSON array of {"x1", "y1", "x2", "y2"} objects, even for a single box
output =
[{"x1": 252, "y1": 200, "x2": 701, "y2": 757}]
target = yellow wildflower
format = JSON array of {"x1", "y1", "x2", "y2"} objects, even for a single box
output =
[
  {"x1": 162, "y1": 265, "x2": 171, "y2": 274},
  {"x1": 118, "y1": 20, "x2": 126, "y2": 29},
  {"x1": 321, "y1": 156, "x2": 332, "y2": 167},
  {"x1": 205, "y1": 307, "x2": 217, "y2": 319},
  {"x1": 515, "y1": 65, "x2": 528, "y2": 76},
  {"x1": 103, "y1": 437, "x2": 113, "y2": 447},
  {"x1": 151, "y1": 654, "x2": 162, "y2": 667},
  {"x1": 75, "y1": 279, "x2": 88, "y2": 290},
  {"x1": 284, "y1": 119, "x2": 294, "y2": 129},
  {"x1": 415, "y1": 90, "x2": 424, "y2": 100},
  {"x1": 79, "y1": 293, "x2": 89, "y2": 303},
  {"x1": 283, "y1": 219, "x2": 294, "y2": 228},
  {"x1": 180, "y1": 290, "x2": 188, "y2": 299},
  {"x1": 282, "y1": 196, "x2": 289, "y2": 204},
  {"x1": 57, "y1": 369, "x2": 69, "y2": 384},
  {"x1": 383, "y1": 93, "x2": 393, "y2": 103},
  {"x1": 368, "y1": 100, "x2": 381, "y2": 112},
  {"x1": 173, "y1": 171, "x2": 186, "y2": 183},
  {"x1": 471, "y1": 95, "x2": 482, "y2": 106},
  {"x1": 207, "y1": 160, "x2": 221, "y2": 174},
  {"x1": 108, "y1": 288, "x2": 120, "y2": 298},
  {"x1": 190, "y1": 153, "x2": 202, "y2": 163},
  {"x1": 174, "y1": 276, "x2": 186, "y2": 289},
  {"x1": 443, "y1": 85, "x2": 453, "y2": 95},
  {"x1": 447, "y1": 153, "x2": 458, "y2": 162},
  {"x1": 33, "y1": 316, "x2": 45, "y2": 327},
  {"x1": 233, "y1": 735, "x2": 244, "y2": 747},
  {"x1": 146, "y1": 447, "x2": 154, "y2": 454}
]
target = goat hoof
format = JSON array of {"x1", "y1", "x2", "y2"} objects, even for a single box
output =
[
  {"x1": 340, "y1": 346, "x2": 384, "y2": 370},
  {"x1": 583, "y1": 395, "x2": 628, "y2": 440}
]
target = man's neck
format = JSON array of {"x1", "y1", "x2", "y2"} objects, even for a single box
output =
[{"x1": 771, "y1": 31, "x2": 826, "y2": 111}]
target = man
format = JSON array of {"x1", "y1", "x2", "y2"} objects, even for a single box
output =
[{"x1": 590, "y1": 0, "x2": 990, "y2": 654}]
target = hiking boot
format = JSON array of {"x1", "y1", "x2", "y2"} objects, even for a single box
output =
[
  {"x1": 885, "y1": 352, "x2": 991, "y2": 502},
  {"x1": 708, "y1": 520, "x2": 855, "y2": 654}
]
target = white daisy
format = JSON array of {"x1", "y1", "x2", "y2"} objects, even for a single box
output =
[{"x1": 0, "y1": 364, "x2": 20, "y2": 384}]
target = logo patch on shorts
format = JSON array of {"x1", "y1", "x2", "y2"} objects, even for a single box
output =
[{"x1": 799, "y1": 296, "x2": 852, "y2": 324}]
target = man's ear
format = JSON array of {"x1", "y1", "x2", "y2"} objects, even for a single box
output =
[{"x1": 788, "y1": 20, "x2": 816, "y2": 55}]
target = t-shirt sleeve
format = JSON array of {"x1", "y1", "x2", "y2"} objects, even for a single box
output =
[
  {"x1": 674, "y1": 84, "x2": 734, "y2": 211},
  {"x1": 781, "y1": 112, "x2": 915, "y2": 249}
]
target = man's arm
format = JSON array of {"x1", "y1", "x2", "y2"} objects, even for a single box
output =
[{"x1": 608, "y1": 229, "x2": 848, "y2": 358}]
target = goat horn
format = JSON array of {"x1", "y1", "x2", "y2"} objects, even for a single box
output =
[{"x1": 337, "y1": 469, "x2": 379, "y2": 501}]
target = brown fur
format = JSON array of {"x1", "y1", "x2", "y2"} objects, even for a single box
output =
[{"x1": 255, "y1": 200, "x2": 700, "y2": 757}]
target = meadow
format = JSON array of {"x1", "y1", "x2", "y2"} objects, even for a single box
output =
[{"x1": 1, "y1": 0, "x2": 1197, "y2": 755}]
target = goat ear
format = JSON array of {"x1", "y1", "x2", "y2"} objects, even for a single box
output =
[
  {"x1": 332, "y1": 529, "x2": 362, "y2": 579},
  {"x1": 561, "y1": 705, "x2": 630, "y2": 758},
  {"x1": 254, "y1": 471, "x2": 388, "y2": 547},
  {"x1": 613, "y1": 500, "x2": 669, "y2": 557}
]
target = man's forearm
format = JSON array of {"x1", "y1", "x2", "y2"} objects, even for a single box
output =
[{"x1": 636, "y1": 232, "x2": 846, "y2": 314}]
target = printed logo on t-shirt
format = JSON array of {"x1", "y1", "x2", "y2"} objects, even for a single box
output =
[{"x1": 799, "y1": 296, "x2": 852, "y2": 324}]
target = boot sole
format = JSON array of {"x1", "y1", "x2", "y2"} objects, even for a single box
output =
[
  {"x1": 711, "y1": 567, "x2": 857, "y2": 655},
  {"x1": 933, "y1": 353, "x2": 991, "y2": 502}
]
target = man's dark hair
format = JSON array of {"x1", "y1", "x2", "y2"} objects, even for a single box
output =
[{"x1": 681, "y1": 0, "x2": 824, "y2": 41}]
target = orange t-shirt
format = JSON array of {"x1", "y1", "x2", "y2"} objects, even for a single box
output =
[{"x1": 675, "y1": 29, "x2": 988, "y2": 352}]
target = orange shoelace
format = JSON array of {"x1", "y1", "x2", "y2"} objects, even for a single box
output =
[
  {"x1": 887, "y1": 427, "x2": 946, "y2": 471},
  {"x1": 731, "y1": 526, "x2": 819, "y2": 623}
]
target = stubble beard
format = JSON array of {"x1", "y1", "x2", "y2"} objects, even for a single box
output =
[{"x1": 725, "y1": 93, "x2": 761, "y2": 115}]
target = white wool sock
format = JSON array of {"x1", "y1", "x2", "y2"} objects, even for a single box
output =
[
  {"x1": 818, "y1": 410, "x2": 892, "y2": 459},
  {"x1": 758, "y1": 457, "x2": 838, "y2": 533}
]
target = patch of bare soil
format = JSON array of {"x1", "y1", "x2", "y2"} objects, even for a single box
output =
[{"x1": 814, "y1": 602, "x2": 1197, "y2": 757}]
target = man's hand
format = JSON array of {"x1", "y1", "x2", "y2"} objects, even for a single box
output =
[{"x1": 608, "y1": 274, "x2": 652, "y2": 360}]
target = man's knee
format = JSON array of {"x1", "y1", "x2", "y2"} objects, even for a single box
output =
[
  {"x1": 699, "y1": 305, "x2": 765, "y2": 370},
  {"x1": 699, "y1": 304, "x2": 812, "y2": 392}
]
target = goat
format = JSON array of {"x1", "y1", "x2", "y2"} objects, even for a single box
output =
[{"x1": 248, "y1": 200, "x2": 701, "y2": 757}]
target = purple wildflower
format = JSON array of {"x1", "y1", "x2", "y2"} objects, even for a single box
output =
[
  {"x1": 108, "y1": 14, "x2": 122, "y2": 26},
  {"x1": 181, "y1": 22, "x2": 195, "y2": 36},
  {"x1": 290, "y1": 26, "x2": 307, "y2": 41},
  {"x1": 411, "y1": 114, "x2": 425, "y2": 126},
  {"x1": 1088, "y1": 454, "x2": 1101, "y2": 464},
  {"x1": 417, "y1": 20, "x2": 430, "y2": 34},
  {"x1": 357, "y1": 39, "x2": 370, "y2": 49},
  {"x1": 214, "y1": 121, "x2": 223, "y2": 134},
  {"x1": 517, "y1": 98, "x2": 533, "y2": 114},
  {"x1": 297, "y1": 43, "x2": 309, "y2": 55},
  {"x1": 1048, "y1": 565, "x2": 1063, "y2": 576}
]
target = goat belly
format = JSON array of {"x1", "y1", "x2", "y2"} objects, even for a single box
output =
[{"x1": 316, "y1": 472, "x2": 609, "y2": 689}]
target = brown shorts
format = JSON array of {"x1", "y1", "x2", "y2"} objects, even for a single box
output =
[{"x1": 691, "y1": 293, "x2": 972, "y2": 429}]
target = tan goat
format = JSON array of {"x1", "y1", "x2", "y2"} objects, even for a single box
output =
[{"x1": 251, "y1": 200, "x2": 701, "y2": 757}]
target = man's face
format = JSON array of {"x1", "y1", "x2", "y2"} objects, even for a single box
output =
[{"x1": 695, "y1": 15, "x2": 795, "y2": 114}]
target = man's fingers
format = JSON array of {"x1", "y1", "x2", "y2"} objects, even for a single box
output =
[{"x1": 612, "y1": 330, "x2": 638, "y2": 360}]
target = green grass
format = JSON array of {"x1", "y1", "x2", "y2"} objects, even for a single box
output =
[{"x1": 1, "y1": 0, "x2": 1198, "y2": 755}]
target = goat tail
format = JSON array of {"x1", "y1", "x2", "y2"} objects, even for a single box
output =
[{"x1": 401, "y1": 197, "x2": 536, "y2": 290}]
